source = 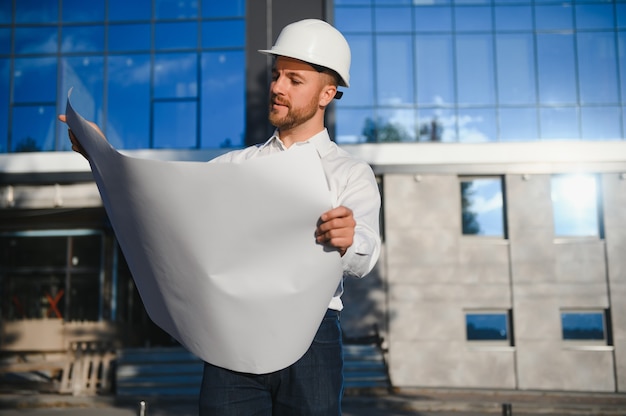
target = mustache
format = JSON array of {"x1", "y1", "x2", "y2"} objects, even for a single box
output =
[{"x1": 270, "y1": 94, "x2": 290, "y2": 107}]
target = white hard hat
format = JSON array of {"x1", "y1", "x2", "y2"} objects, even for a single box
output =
[{"x1": 259, "y1": 19, "x2": 351, "y2": 88}]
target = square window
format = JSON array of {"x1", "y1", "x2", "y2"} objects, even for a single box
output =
[
  {"x1": 460, "y1": 177, "x2": 505, "y2": 237},
  {"x1": 561, "y1": 310, "x2": 608, "y2": 344},
  {"x1": 551, "y1": 174, "x2": 602, "y2": 238},
  {"x1": 465, "y1": 311, "x2": 512, "y2": 344}
]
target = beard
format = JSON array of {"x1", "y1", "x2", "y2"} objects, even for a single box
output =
[{"x1": 268, "y1": 93, "x2": 319, "y2": 131}]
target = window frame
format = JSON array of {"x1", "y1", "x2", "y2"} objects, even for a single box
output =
[
  {"x1": 459, "y1": 175, "x2": 507, "y2": 239},
  {"x1": 464, "y1": 309, "x2": 514, "y2": 347},
  {"x1": 560, "y1": 309, "x2": 611, "y2": 347}
]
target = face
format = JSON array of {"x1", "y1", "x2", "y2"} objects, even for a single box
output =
[{"x1": 268, "y1": 56, "x2": 335, "y2": 131}]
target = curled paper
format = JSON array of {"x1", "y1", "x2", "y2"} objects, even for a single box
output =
[{"x1": 65, "y1": 92, "x2": 343, "y2": 373}]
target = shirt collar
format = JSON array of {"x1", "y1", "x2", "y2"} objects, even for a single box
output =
[{"x1": 259, "y1": 129, "x2": 334, "y2": 158}]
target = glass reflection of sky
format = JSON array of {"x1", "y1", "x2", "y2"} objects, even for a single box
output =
[
  {"x1": 334, "y1": 1, "x2": 624, "y2": 144},
  {"x1": 466, "y1": 313, "x2": 508, "y2": 341},
  {"x1": 462, "y1": 178, "x2": 504, "y2": 236},
  {"x1": 561, "y1": 312, "x2": 605, "y2": 341},
  {"x1": 551, "y1": 174, "x2": 599, "y2": 237},
  {"x1": 1, "y1": 0, "x2": 245, "y2": 152}
]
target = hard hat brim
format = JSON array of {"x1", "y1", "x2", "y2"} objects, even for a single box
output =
[{"x1": 258, "y1": 49, "x2": 350, "y2": 88}]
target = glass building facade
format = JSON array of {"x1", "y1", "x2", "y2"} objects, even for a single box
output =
[
  {"x1": 333, "y1": 0, "x2": 626, "y2": 144},
  {"x1": 1, "y1": 0, "x2": 624, "y2": 152},
  {"x1": 0, "y1": 0, "x2": 246, "y2": 153}
]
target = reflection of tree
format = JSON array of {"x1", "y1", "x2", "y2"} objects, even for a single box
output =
[
  {"x1": 467, "y1": 323, "x2": 507, "y2": 340},
  {"x1": 461, "y1": 182, "x2": 481, "y2": 235},
  {"x1": 361, "y1": 116, "x2": 444, "y2": 143},
  {"x1": 361, "y1": 117, "x2": 409, "y2": 143},
  {"x1": 419, "y1": 117, "x2": 443, "y2": 142},
  {"x1": 14, "y1": 137, "x2": 40, "y2": 152},
  {"x1": 563, "y1": 328, "x2": 604, "y2": 340}
]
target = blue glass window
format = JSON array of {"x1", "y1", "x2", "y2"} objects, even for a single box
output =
[
  {"x1": 11, "y1": 105, "x2": 56, "y2": 152},
  {"x1": 540, "y1": 107, "x2": 579, "y2": 140},
  {"x1": 0, "y1": 29, "x2": 9, "y2": 54},
  {"x1": 561, "y1": 311, "x2": 606, "y2": 341},
  {"x1": 551, "y1": 174, "x2": 600, "y2": 237},
  {"x1": 466, "y1": 312, "x2": 510, "y2": 342},
  {"x1": 618, "y1": 4, "x2": 626, "y2": 29},
  {"x1": 109, "y1": 0, "x2": 151, "y2": 21},
  {"x1": 418, "y1": 108, "x2": 456, "y2": 142},
  {"x1": 155, "y1": 22, "x2": 197, "y2": 50},
  {"x1": 62, "y1": 0, "x2": 105, "y2": 22},
  {"x1": 575, "y1": 4, "x2": 614, "y2": 30},
  {"x1": 496, "y1": 34, "x2": 536, "y2": 105},
  {"x1": 16, "y1": 0, "x2": 58, "y2": 24},
  {"x1": 617, "y1": 31, "x2": 626, "y2": 102},
  {"x1": 455, "y1": 7, "x2": 492, "y2": 32},
  {"x1": 494, "y1": 6, "x2": 532, "y2": 31},
  {"x1": 335, "y1": 108, "x2": 376, "y2": 144},
  {"x1": 153, "y1": 53, "x2": 197, "y2": 99},
  {"x1": 107, "y1": 55, "x2": 151, "y2": 149},
  {"x1": 460, "y1": 177, "x2": 505, "y2": 236},
  {"x1": 0, "y1": 59, "x2": 8, "y2": 152},
  {"x1": 336, "y1": 0, "x2": 372, "y2": 4},
  {"x1": 414, "y1": 6, "x2": 452, "y2": 32},
  {"x1": 458, "y1": 108, "x2": 497, "y2": 142},
  {"x1": 155, "y1": 0, "x2": 198, "y2": 19},
  {"x1": 499, "y1": 108, "x2": 538, "y2": 141},
  {"x1": 339, "y1": 35, "x2": 374, "y2": 107},
  {"x1": 202, "y1": 20, "x2": 245, "y2": 49},
  {"x1": 61, "y1": 26, "x2": 105, "y2": 53},
  {"x1": 376, "y1": 35, "x2": 414, "y2": 105},
  {"x1": 0, "y1": 1, "x2": 11, "y2": 24},
  {"x1": 577, "y1": 32, "x2": 618, "y2": 105},
  {"x1": 203, "y1": 0, "x2": 245, "y2": 18},
  {"x1": 375, "y1": 6, "x2": 412, "y2": 32},
  {"x1": 200, "y1": 51, "x2": 245, "y2": 149},
  {"x1": 153, "y1": 101, "x2": 197, "y2": 148},
  {"x1": 537, "y1": 34, "x2": 577, "y2": 104},
  {"x1": 534, "y1": 4, "x2": 573, "y2": 31},
  {"x1": 581, "y1": 107, "x2": 622, "y2": 141},
  {"x1": 416, "y1": 35, "x2": 455, "y2": 105},
  {"x1": 456, "y1": 34, "x2": 495, "y2": 105},
  {"x1": 377, "y1": 109, "x2": 416, "y2": 142},
  {"x1": 14, "y1": 58, "x2": 57, "y2": 103},
  {"x1": 109, "y1": 24, "x2": 151, "y2": 52},
  {"x1": 15, "y1": 27, "x2": 58, "y2": 55},
  {"x1": 335, "y1": 7, "x2": 372, "y2": 32}
]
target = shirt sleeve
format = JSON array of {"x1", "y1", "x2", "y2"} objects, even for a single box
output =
[{"x1": 339, "y1": 161, "x2": 381, "y2": 279}]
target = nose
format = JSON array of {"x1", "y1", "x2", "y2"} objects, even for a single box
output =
[{"x1": 271, "y1": 73, "x2": 287, "y2": 96}]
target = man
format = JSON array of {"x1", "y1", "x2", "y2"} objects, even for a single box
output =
[
  {"x1": 199, "y1": 19, "x2": 381, "y2": 416},
  {"x1": 61, "y1": 18, "x2": 380, "y2": 416}
]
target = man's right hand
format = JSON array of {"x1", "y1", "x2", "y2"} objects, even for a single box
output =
[{"x1": 57, "y1": 114, "x2": 105, "y2": 159}]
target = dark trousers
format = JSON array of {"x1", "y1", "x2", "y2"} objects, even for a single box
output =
[{"x1": 199, "y1": 309, "x2": 343, "y2": 416}]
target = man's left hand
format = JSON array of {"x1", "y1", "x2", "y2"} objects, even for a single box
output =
[{"x1": 316, "y1": 206, "x2": 355, "y2": 256}]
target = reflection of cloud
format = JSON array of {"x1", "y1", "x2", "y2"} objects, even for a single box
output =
[
  {"x1": 108, "y1": 57, "x2": 151, "y2": 87},
  {"x1": 470, "y1": 192, "x2": 503, "y2": 214},
  {"x1": 458, "y1": 113, "x2": 489, "y2": 143},
  {"x1": 61, "y1": 35, "x2": 97, "y2": 53},
  {"x1": 17, "y1": 31, "x2": 57, "y2": 54}
]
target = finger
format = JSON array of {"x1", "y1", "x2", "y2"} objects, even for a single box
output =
[
  {"x1": 320, "y1": 206, "x2": 352, "y2": 222},
  {"x1": 58, "y1": 114, "x2": 67, "y2": 123}
]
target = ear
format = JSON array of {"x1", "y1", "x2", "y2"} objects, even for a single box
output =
[{"x1": 318, "y1": 84, "x2": 338, "y2": 108}]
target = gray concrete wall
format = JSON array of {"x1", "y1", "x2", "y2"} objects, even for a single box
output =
[
  {"x1": 383, "y1": 173, "x2": 515, "y2": 389},
  {"x1": 375, "y1": 172, "x2": 622, "y2": 392},
  {"x1": 603, "y1": 173, "x2": 626, "y2": 391},
  {"x1": 507, "y1": 174, "x2": 614, "y2": 391}
]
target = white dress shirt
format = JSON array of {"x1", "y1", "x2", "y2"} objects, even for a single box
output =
[{"x1": 211, "y1": 129, "x2": 381, "y2": 310}]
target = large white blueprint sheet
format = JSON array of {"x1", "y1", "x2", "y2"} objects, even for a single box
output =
[{"x1": 65, "y1": 95, "x2": 343, "y2": 374}]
